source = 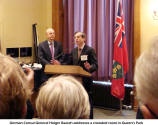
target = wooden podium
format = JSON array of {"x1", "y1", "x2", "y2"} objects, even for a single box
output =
[
  {"x1": 44, "y1": 65, "x2": 91, "y2": 77},
  {"x1": 44, "y1": 65, "x2": 91, "y2": 83}
]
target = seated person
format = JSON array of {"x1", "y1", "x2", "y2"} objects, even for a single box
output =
[
  {"x1": 134, "y1": 36, "x2": 158, "y2": 119},
  {"x1": 36, "y1": 75, "x2": 90, "y2": 119},
  {"x1": 0, "y1": 54, "x2": 34, "y2": 119}
]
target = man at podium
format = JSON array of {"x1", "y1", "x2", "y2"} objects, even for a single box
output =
[{"x1": 69, "y1": 31, "x2": 98, "y2": 119}]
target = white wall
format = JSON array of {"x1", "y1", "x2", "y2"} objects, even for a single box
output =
[{"x1": 140, "y1": 0, "x2": 158, "y2": 53}]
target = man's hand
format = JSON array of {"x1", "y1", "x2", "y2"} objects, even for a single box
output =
[
  {"x1": 84, "y1": 61, "x2": 91, "y2": 71},
  {"x1": 50, "y1": 59, "x2": 61, "y2": 65}
]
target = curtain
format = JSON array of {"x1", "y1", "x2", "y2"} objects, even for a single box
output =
[{"x1": 63, "y1": 0, "x2": 134, "y2": 84}]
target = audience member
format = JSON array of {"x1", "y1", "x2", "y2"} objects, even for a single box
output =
[
  {"x1": 36, "y1": 75, "x2": 90, "y2": 119},
  {"x1": 134, "y1": 36, "x2": 158, "y2": 119},
  {"x1": 0, "y1": 54, "x2": 34, "y2": 119}
]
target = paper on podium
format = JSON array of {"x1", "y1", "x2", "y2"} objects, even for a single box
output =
[{"x1": 44, "y1": 65, "x2": 91, "y2": 77}]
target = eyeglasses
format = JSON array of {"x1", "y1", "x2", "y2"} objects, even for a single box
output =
[{"x1": 145, "y1": 104, "x2": 158, "y2": 118}]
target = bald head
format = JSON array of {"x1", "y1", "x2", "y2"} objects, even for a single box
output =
[{"x1": 46, "y1": 28, "x2": 55, "y2": 42}]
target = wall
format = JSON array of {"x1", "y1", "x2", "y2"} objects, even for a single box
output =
[
  {"x1": 0, "y1": 0, "x2": 52, "y2": 62},
  {"x1": 140, "y1": 0, "x2": 158, "y2": 53}
]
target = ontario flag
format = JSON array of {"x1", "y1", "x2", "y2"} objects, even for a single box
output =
[{"x1": 111, "y1": 0, "x2": 129, "y2": 100}]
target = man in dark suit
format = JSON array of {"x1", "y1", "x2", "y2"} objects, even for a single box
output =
[
  {"x1": 69, "y1": 31, "x2": 98, "y2": 119},
  {"x1": 38, "y1": 28, "x2": 63, "y2": 83}
]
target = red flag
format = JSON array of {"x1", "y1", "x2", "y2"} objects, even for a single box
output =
[{"x1": 111, "y1": 1, "x2": 129, "y2": 100}]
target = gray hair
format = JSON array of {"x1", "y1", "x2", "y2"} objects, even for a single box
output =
[
  {"x1": 134, "y1": 36, "x2": 158, "y2": 104},
  {"x1": 36, "y1": 75, "x2": 90, "y2": 119}
]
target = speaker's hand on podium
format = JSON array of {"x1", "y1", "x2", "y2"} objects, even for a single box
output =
[{"x1": 50, "y1": 59, "x2": 61, "y2": 65}]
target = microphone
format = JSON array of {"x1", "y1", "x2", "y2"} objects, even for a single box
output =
[{"x1": 54, "y1": 52, "x2": 64, "y2": 60}]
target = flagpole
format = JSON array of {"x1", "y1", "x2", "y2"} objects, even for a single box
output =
[
  {"x1": 120, "y1": 99, "x2": 123, "y2": 114},
  {"x1": 111, "y1": 0, "x2": 129, "y2": 116}
]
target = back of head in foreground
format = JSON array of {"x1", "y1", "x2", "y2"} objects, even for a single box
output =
[
  {"x1": 36, "y1": 75, "x2": 90, "y2": 119},
  {"x1": 134, "y1": 36, "x2": 158, "y2": 119},
  {"x1": 0, "y1": 54, "x2": 32, "y2": 119}
]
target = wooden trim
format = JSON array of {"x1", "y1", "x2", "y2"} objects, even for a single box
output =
[
  {"x1": 133, "y1": 0, "x2": 141, "y2": 111},
  {"x1": 52, "y1": 0, "x2": 64, "y2": 42}
]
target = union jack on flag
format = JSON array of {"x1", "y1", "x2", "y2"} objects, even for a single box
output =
[{"x1": 111, "y1": 0, "x2": 129, "y2": 100}]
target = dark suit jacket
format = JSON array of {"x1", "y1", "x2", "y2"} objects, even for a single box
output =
[
  {"x1": 70, "y1": 44, "x2": 98, "y2": 73},
  {"x1": 38, "y1": 40, "x2": 63, "y2": 68},
  {"x1": 69, "y1": 44, "x2": 98, "y2": 93}
]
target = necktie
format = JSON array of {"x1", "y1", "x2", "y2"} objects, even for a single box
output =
[
  {"x1": 50, "y1": 43, "x2": 54, "y2": 59},
  {"x1": 78, "y1": 48, "x2": 82, "y2": 58}
]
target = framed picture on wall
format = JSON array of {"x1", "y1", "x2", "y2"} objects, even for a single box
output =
[{"x1": 6, "y1": 48, "x2": 19, "y2": 57}]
